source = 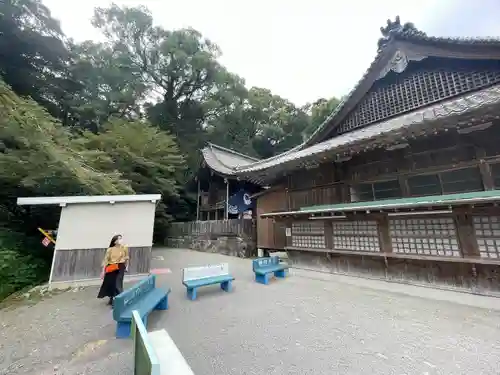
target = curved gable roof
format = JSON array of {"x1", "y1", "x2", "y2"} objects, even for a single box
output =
[{"x1": 201, "y1": 143, "x2": 260, "y2": 176}]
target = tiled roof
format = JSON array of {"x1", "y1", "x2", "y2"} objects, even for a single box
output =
[
  {"x1": 236, "y1": 83, "x2": 500, "y2": 175},
  {"x1": 229, "y1": 31, "x2": 500, "y2": 179},
  {"x1": 304, "y1": 31, "x2": 500, "y2": 147},
  {"x1": 201, "y1": 143, "x2": 259, "y2": 176}
]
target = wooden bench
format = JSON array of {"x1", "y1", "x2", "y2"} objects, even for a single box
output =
[
  {"x1": 182, "y1": 263, "x2": 234, "y2": 301},
  {"x1": 113, "y1": 275, "x2": 171, "y2": 338},
  {"x1": 132, "y1": 311, "x2": 194, "y2": 375},
  {"x1": 252, "y1": 256, "x2": 289, "y2": 284}
]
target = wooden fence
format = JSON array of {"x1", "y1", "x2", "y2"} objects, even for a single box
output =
[
  {"x1": 166, "y1": 219, "x2": 257, "y2": 258},
  {"x1": 168, "y1": 219, "x2": 255, "y2": 239}
]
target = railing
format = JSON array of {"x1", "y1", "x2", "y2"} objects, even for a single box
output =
[{"x1": 168, "y1": 219, "x2": 255, "y2": 239}]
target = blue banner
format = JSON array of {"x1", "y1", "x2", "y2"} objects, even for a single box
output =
[{"x1": 227, "y1": 190, "x2": 254, "y2": 214}]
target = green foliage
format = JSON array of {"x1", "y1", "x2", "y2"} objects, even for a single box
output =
[
  {"x1": 0, "y1": 1, "x2": 343, "y2": 298},
  {"x1": 0, "y1": 228, "x2": 49, "y2": 300},
  {"x1": 81, "y1": 118, "x2": 185, "y2": 240}
]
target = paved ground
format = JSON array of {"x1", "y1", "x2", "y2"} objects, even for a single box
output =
[{"x1": 2, "y1": 248, "x2": 500, "y2": 375}]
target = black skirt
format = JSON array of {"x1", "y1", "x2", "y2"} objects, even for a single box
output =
[{"x1": 97, "y1": 263, "x2": 126, "y2": 299}]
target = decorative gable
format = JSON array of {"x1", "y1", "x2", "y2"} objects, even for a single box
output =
[{"x1": 334, "y1": 56, "x2": 500, "y2": 136}]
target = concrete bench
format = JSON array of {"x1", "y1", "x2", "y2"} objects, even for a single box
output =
[
  {"x1": 182, "y1": 263, "x2": 234, "y2": 301},
  {"x1": 132, "y1": 311, "x2": 194, "y2": 375},
  {"x1": 252, "y1": 256, "x2": 289, "y2": 285},
  {"x1": 113, "y1": 275, "x2": 170, "y2": 338}
]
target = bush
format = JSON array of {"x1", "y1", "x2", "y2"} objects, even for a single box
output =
[{"x1": 0, "y1": 230, "x2": 50, "y2": 300}]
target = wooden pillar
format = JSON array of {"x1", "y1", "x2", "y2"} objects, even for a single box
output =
[
  {"x1": 225, "y1": 178, "x2": 229, "y2": 220},
  {"x1": 454, "y1": 208, "x2": 480, "y2": 257},
  {"x1": 376, "y1": 214, "x2": 392, "y2": 253},
  {"x1": 196, "y1": 178, "x2": 200, "y2": 221},
  {"x1": 476, "y1": 147, "x2": 494, "y2": 190},
  {"x1": 324, "y1": 220, "x2": 333, "y2": 249},
  {"x1": 284, "y1": 217, "x2": 293, "y2": 248}
]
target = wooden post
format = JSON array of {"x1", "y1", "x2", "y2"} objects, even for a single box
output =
[
  {"x1": 376, "y1": 214, "x2": 392, "y2": 253},
  {"x1": 476, "y1": 147, "x2": 494, "y2": 190},
  {"x1": 196, "y1": 178, "x2": 200, "y2": 221},
  {"x1": 454, "y1": 208, "x2": 480, "y2": 257},
  {"x1": 324, "y1": 220, "x2": 333, "y2": 249},
  {"x1": 225, "y1": 178, "x2": 229, "y2": 220}
]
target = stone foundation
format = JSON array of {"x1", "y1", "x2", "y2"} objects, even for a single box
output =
[
  {"x1": 166, "y1": 235, "x2": 255, "y2": 258},
  {"x1": 287, "y1": 250, "x2": 500, "y2": 297}
]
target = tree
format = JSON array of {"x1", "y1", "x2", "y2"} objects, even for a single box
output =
[
  {"x1": 302, "y1": 96, "x2": 341, "y2": 138},
  {"x1": 0, "y1": 0, "x2": 76, "y2": 119},
  {"x1": 81, "y1": 118, "x2": 185, "y2": 240},
  {"x1": 91, "y1": 4, "x2": 247, "y2": 172},
  {"x1": 0, "y1": 78, "x2": 132, "y2": 298},
  {"x1": 206, "y1": 87, "x2": 311, "y2": 159},
  {"x1": 65, "y1": 41, "x2": 149, "y2": 131}
]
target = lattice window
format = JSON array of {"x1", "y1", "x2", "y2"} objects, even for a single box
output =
[
  {"x1": 351, "y1": 179, "x2": 402, "y2": 202},
  {"x1": 332, "y1": 221, "x2": 380, "y2": 252},
  {"x1": 336, "y1": 60, "x2": 500, "y2": 135},
  {"x1": 389, "y1": 218, "x2": 460, "y2": 257},
  {"x1": 291, "y1": 235, "x2": 326, "y2": 249},
  {"x1": 473, "y1": 216, "x2": 500, "y2": 259},
  {"x1": 292, "y1": 222, "x2": 325, "y2": 234}
]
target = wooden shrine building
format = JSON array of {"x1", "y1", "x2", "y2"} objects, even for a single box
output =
[
  {"x1": 229, "y1": 19, "x2": 500, "y2": 295},
  {"x1": 196, "y1": 143, "x2": 262, "y2": 220}
]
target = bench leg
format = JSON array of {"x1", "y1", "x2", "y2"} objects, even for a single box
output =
[
  {"x1": 187, "y1": 287, "x2": 197, "y2": 301},
  {"x1": 221, "y1": 280, "x2": 232, "y2": 292},
  {"x1": 255, "y1": 273, "x2": 269, "y2": 285},
  {"x1": 274, "y1": 269, "x2": 287, "y2": 278},
  {"x1": 116, "y1": 321, "x2": 132, "y2": 339},
  {"x1": 155, "y1": 295, "x2": 169, "y2": 310}
]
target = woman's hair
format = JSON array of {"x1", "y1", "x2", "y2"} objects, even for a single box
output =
[{"x1": 109, "y1": 234, "x2": 122, "y2": 248}]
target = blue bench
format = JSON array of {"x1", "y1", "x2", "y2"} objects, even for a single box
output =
[
  {"x1": 113, "y1": 275, "x2": 171, "y2": 338},
  {"x1": 252, "y1": 256, "x2": 289, "y2": 284},
  {"x1": 182, "y1": 263, "x2": 234, "y2": 301},
  {"x1": 132, "y1": 310, "x2": 195, "y2": 375}
]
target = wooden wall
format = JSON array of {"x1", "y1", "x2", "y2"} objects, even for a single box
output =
[
  {"x1": 283, "y1": 121, "x2": 500, "y2": 209},
  {"x1": 50, "y1": 247, "x2": 151, "y2": 283},
  {"x1": 256, "y1": 187, "x2": 287, "y2": 249}
]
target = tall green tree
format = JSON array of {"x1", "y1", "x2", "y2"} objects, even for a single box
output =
[
  {"x1": 65, "y1": 41, "x2": 149, "y2": 131},
  {"x1": 81, "y1": 118, "x2": 185, "y2": 240},
  {"x1": 91, "y1": 4, "x2": 247, "y2": 172},
  {"x1": 0, "y1": 0, "x2": 76, "y2": 119}
]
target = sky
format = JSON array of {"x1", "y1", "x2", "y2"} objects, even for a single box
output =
[{"x1": 43, "y1": 0, "x2": 500, "y2": 106}]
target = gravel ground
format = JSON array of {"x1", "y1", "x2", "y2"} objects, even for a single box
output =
[{"x1": 2, "y1": 248, "x2": 500, "y2": 375}]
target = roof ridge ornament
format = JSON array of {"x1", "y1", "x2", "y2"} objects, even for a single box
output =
[
  {"x1": 377, "y1": 16, "x2": 427, "y2": 51},
  {"x1": 378, "y1": 49, "x2": 427, "y2": 80}
]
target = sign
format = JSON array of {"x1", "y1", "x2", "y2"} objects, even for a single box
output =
[
  {"x1": 42, "y1": 237, "x2": 51, "y2": 247},
  {"x1": 227, "y1": 190, "x2": 254, "y2": 214},
  {"x1": 285, "y1": 228, "x2": 292, "y2": 237},
  {"x1": 38, "y1": 228, "x2": 56, "y2": 244}
]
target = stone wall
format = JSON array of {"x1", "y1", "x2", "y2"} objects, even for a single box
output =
[
  {"x1": 287, "y1": 250, "x2": 500, "y2": 297},
  {"x1": 166, "y1": 234, "x2": 255, "y2": 258}
]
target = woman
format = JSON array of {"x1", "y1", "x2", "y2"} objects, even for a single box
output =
[{"x1": 97, "y1": 234, "x2": 129, "y2": 305}]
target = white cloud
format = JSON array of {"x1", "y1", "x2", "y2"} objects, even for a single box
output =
[{"x1": 43, "y1": 0, "x2": 500, "y2": 106}]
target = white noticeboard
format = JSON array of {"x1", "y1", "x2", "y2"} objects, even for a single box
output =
[{"x1": 285, "y1": 228, "x2": 291, "y2": 237}]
